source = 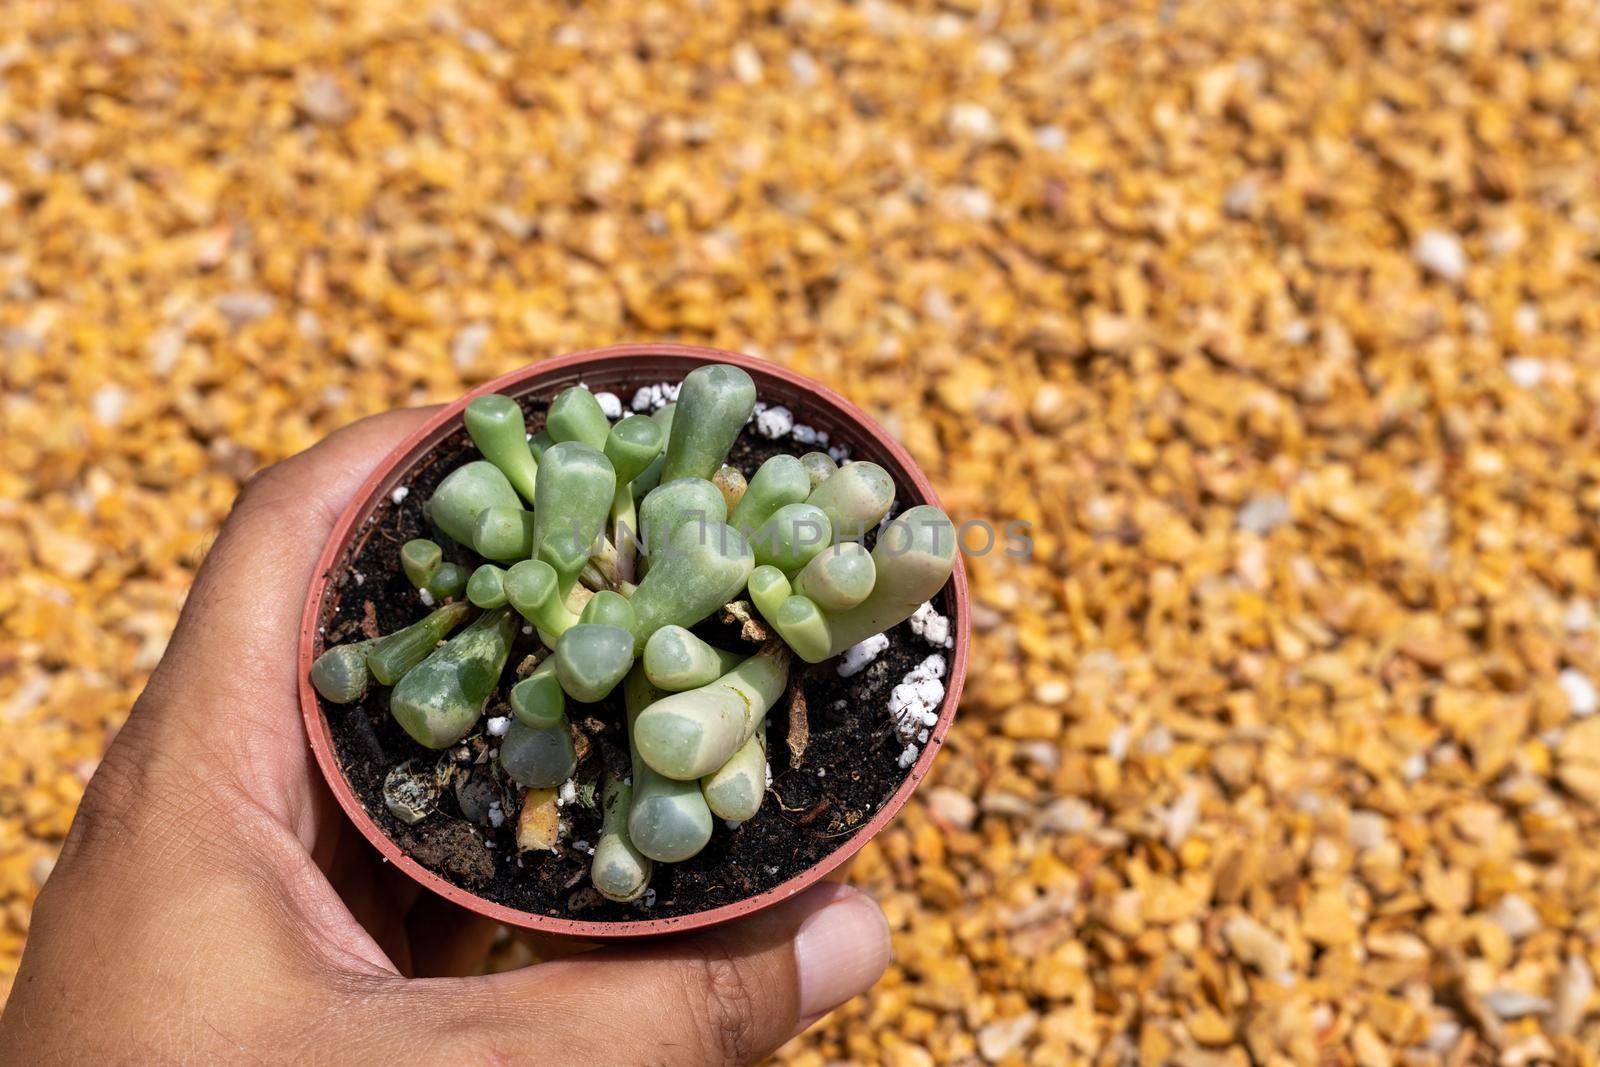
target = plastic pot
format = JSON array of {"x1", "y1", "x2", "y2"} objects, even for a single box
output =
[{"x1": 298, "y1": 344, "x2": 970, "y2": 940}]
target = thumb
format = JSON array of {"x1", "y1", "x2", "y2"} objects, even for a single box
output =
[{"x1": 409, "y1": 883, "x2": 891, "y2": 1066}]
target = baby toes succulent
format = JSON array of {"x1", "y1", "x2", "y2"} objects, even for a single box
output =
[{"x1": 311, "y1": 364, "x2": 960, "y2": 904}]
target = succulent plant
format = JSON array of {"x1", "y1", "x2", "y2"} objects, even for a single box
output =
[
  {"x1": 624, "y1": 665, "x2": 713, "y2": 863},
  {"x1": 389, "y1": 607, "x2": 516, "y2": 748},
  {"x1": 798, "y1": 450, "x2": 838, "y2": 490},
  {"x1": 366, "y1": 601, "x2": 472, "y2": 686},
  {"x1": 642, "y1": 625, "x2": 743, "y2": 692},
  {"x1": 701, "y1": 728, "x2": 766, "y2": 822},
  {"x1": 633, "y1": 642, "x2": 791, "y2": 781},
  {"x1": 750, "y1": 501, "x2": 832, "y2": 575},
  {"x1": 310, "y1": 638, "x2": 375, "y2": 703},
  {"x1": 312, "y1": 363, "x2": 961, "y2": 903},
  {"x1": 728, "y1": 453, "x2": 810, "y2": 536},
  {"x1": 628, "y1": 520, "x2": 754, "y2": 644},
  {"x1": 659, "y1": 364, "x2": 756, "y2": 483},
  {"x1": 804, "y1": 460, "x2": 894, "y2": 541},
  {"x1": 528, "y1": 441, "x2": 614, "y2": 592},
  {"x1": 401, "y1": 538, "x2": 443, "y2": 589},
  {"x1": 591, "y1": 775, "x2": 652, "y2": 902},
  {"x1": 463, "y1": 394, "x2": 539, "y2": 504},
  {"x1": 629, "y1": 403, "x2": 676, "y2": 499},
  {"x1": 428, "y1": 460, "x2": 521, "y2": 546},
  {"x1": 500, "y1": 662, "x2": 576, "y2": 788},
  {"x1": 792, "y1": 541, "x2": 875, "y2": 611},
  {"x1": 638, "y1": 477, "x2": 727, "y2": 561},
  {"x1": 546, "y1": 385, "x2": 611, "y2": 449},
  {"x1": 466, "y1": 564, "x2": 508, "y2": 608},
  {"x1": 554, "y1": 623, "x2": 635, "y2": 703}
]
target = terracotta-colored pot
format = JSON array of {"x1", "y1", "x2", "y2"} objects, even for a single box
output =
[{"x1": 298, "y1": 344, "x2": 970, "y2": 940}]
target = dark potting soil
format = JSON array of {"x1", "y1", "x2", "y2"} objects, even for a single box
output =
[{"x1": 314, "y1": 390, "x2": 957, "y2": 923}]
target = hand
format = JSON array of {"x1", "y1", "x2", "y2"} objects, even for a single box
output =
[{"x1": 0, "y1": 410, "x2": 891, "y2": 1064}]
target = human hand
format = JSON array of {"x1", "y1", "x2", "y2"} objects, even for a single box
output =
[{"x1": 0, "y1": 409, "x2": 891, "y2": 1064}]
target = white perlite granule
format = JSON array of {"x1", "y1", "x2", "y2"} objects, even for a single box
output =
[
  {"x1": 889, "y1": 654, "x2": 947, "y2": 742},
  {"x1": 790, "y1": 422, "x2": 827, "y2": 446},
  {"x1": 485, "y1": 716, "x2": 511, "y2": 737},
  {"x1": 629, "y1": 382, "x2": 680, "y2": 411},
  {"x1": 390, "y1": 485, "x2": 410, "y2": 504},
  {"x1": 909, "y1": 601, "x2": 954, "y2": 648},
  {"x1": 594, "y1": 391, "x2": 623, "y2": 419},
  {"x1": 897, "y1": 743, "x2": 920, "y2": 768},
  {"x1": 418, "y1": 588, "x2": 435, "y2": 607},
  {"x1": 837, "y1": 633, "x2": 890, "y2": 677},
  {"x1": 755, "y1": 404, "x2": 794, "y2": 438}
]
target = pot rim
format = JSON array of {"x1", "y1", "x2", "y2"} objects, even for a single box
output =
[{"x1": 298, "y1": 343, "x2": 970, "y2": 939}]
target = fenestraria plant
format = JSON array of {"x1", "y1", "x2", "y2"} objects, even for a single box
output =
[{"x1": 311, "y1": 364, "x2": 958, "y2": 901}]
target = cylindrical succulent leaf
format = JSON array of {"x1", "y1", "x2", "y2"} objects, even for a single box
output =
[
  {"x1": 629, "y1": 521, "x2": 754, "y2": 644},
  {"x1": 471, "y1": 506, "x2": 536, "y2": 562},
  {"x1": 509, "y1": 658, "x2": 565, "y2": 729},
  {"x1": 425, "y1": 561, "x2": 467, "y2": 600},
  {"x1": 546, "y1": 385, "x2": 610, "y2": 449},
  {"x1": 642, "y1": 625, "x2": 744, "y2": 692},
  {"x1": 805, "y1": 461, "x2": 895, "y2": 541},
  {"x1": 658, "y1": 364, "x2": 757, "y2": 483},
  {"x1": 701, "y1": 728, "x2": 767, "y2": 822},
  {"x1": 604, "y1": 414, "x2": 666, "y2": 486},
  {"x1": 528, "y1": 429, "x2": 555, "y2": 464},
  {"x1": 592, "y1": 776, "x2": 652, "y2": 902},
  {"x1": 638, "y1": 477, "x2": 727, "y2": 558},
  {"x1": 629, "y1": 403, "x2": 676, "y2": 499},
  {"x1": 728, "y1": 454, "x2": 811, "y2": 536},
  {"x1": 793, "y1": 542, "x2": 876, "y2": 612},
  {"x1": 625, "y1": 666, "x2": 713, "y2": 862},
  {"x1": 529, "y1": 441, "x2": 616, "y2": 591},
  {"x1": 366, "y1": 601, "x2": 472, "y2": 686},
  {"x1": 504, "y1": 559, "x2": 579, "y2": 638},
  {"x1": 773, "y1": 594, "x2": 832, "y2": 663},
  {"x1": 554, "y1": 623, "x2": 635, "y2": 702},
  {"x1": 750, "y1": 502, "x2": 833, "y2": 575},
  {"x1": 427, "y1": 460, "x2": 522, "y2": 546},
  {"x1": 747, "y1": 565, "x2": 792, "y2": 623},
  {"x1": 466, "y1": 564, "x2": 509, "y2": 608},
  {"x1": 823, "y1": 504, "x2": 958, "y2": 657},
  {"x1": 634, "y1": 642, "x2": 791, "y2": 780},
  {"x1": 712, "y1": 465, "x2": 748, "y2": 511},
  {"x1": 499, "y1": 718, "x2": 576, "y2": 789},
  {"x1": 311, "y1": 639, "x2": 375, "y2": 703},
  {"x1": 389, "y1": 607, "x2": 516, "y2": 748},
  {"x1": 464, "y1": 394, "x2": 539, "y2": 505},
  {"x1": 799, "y1": 451, "x2": 838, "y2": 490},
  {"x1": 400, "y1": 539, "x2": 443, "y2": 590},
  {"x1": 579, "y1": 589, "x2": 636, "y2": 632}
]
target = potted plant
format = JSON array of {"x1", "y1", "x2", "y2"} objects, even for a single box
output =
[{"x1": 298, "y1": 344, "x2": 969, "y2": 939}]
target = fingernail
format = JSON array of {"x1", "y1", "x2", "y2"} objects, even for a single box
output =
[{"x1": 793, "y1": 884, "x2": 892, "y2": 1018}]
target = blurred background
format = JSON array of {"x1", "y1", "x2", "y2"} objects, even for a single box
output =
[{"x1": 4, "y1": 0, "x2": 1600, "y2": 1062}]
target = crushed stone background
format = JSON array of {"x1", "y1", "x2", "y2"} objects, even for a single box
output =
[{"x1": 3, "y1": 1, "x2": 1600, "y2": 1062}]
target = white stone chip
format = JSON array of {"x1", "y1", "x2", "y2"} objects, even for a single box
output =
[
  {"x1": 1559, "y1": 668, "x2": 1597, "y2": 717},
  {"x1": 594, "y1": 391, "x2": 623, "y2": 419},
  {"x1": 755, "y1": 404, "x2": 794, "y2": 438},
  {"x1": 1414, "y1": 229, "x2": 1467, "y2": 282},
  {"x1": 909, "y1": 601, "x2": 954, "y2": 647},
  {"x1": 390, "y1": 486, "x2": 410, "y2": 504},
  {"x1": 837, "y1": 633, "x2": 890, "y2": 677},
  {"x1": 485, "y1": 716, "x2": 511, "y2": 737}
]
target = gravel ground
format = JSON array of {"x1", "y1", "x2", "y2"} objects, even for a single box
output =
[{"x1": 4, "y1": 1, "x2": 1600, "y2": 1063}]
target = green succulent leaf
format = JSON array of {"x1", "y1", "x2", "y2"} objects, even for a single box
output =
[
  {"x1": 464, "y1": 394, "x2": 539, "y2": 504},
  {"x1": 659, "y1": 364, "x2": 757, "y2": 483},
  {"x1": 427, "y1": 460, "x2": 521, "y2": 546},
  {"x1": 389, "y1": 608, "x2": 516, "y2": 749},
  {"x1": 366, "y1": 601, "x2": 473, "y2": 686}
]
